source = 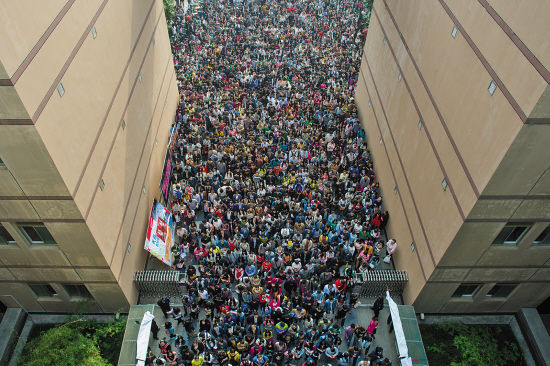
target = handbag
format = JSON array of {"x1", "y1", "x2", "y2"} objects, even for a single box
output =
[{"x1": 383, "y1": 255, "x2": 391, "y2": 264}]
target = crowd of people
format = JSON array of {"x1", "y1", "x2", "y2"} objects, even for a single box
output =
[{"x1": 146, "y1": 0, "x2": 396, "y2": 364}]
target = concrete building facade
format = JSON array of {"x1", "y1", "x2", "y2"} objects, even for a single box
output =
[
  {"x1": 356, "y1": 0, "x2": 550, "y2": 312},
  {"x1": 0, "y1": 0, "x2": 179, "y2": 312}
]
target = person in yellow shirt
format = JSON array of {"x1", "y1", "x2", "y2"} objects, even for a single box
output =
[
  {"x1": 191, "y1": 354, "x2": 203, "y2": 366},
  {"x1": 226, "y1": 350, "x2": 241, "y2": 363}
]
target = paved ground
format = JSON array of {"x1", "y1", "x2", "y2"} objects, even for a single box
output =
[{"x1": 143, "y1": 300, "x2": 398, "y2": 365}]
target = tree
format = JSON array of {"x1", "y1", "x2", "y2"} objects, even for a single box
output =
[
  {"x1": 163, "y1": 0, "x2": 176, "y2": 24},
  {"x1": 421, "y1": 323, "x2": 524, "y2": 366},
  {"x1": 18, "y1": 324, "x2": 108, "y2": 366}
]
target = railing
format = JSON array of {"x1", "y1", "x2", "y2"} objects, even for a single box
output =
[
  {"x1": 352, "y1": 269, "x2": 408, "y2": 298},
  {"x1": 134, "y1": 269, "x2": 408, "y2": 299},
  {"x1": 134, "y1": 270, "x2": 183, "y2": 297}
]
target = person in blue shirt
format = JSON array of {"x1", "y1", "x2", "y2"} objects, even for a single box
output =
[{"x1": 245, "y1": 263, "x2": 256, "y2": 277}]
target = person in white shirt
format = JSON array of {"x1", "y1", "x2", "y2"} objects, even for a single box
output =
[{"x1": 386, "y1": 239, "x2": 397, "y2": 256}]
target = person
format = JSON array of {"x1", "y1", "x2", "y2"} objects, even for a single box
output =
[
  {"x1": 169, "y1": 307, "x2": 184, "y2": 325},
  {"x1": 344, "y1": 323, "x2": 356, "y2": 345},
  {"x1": 360, "y1": 334, "x2": 373, "y2": 354},
  {"x1": 166, "y1": 350, "x2": 178, "y2": 365},
  {"x1": 386, "y1": 239, "x2": 397, "y2": 258},
  {"x1": 325, "y1": 344, "x2": 339, "y2": 360},
  {"x1": 366, "y1": 317, "x2": 379, "y2": 337},
  {"x1": 157, "y1": 297, "x2": 171, "y2": 317},
  {"x1": 153, "y1": 0, "x2": 393, "y2": 364},
  {"x1": 150, "y1": 319, "x2": 159, "y2": 340},
  {"x1": 372, "y1": 296, "x2": 384, "y2": 317},
  {"x1": 145, "y1": 348, "x2": 156, "y2": 366},
  {"x1": 164, "y1": 322, "x2": 176, "y2": 341},
  {"x1": 368, "y1": 346, "x2": 384, "y2": 363},
  {"x1": 159, "y1": 339, "x2": 171, "y2": 356},
  {"x1": 191, "y1": 354, "x2": 203, "y2": 366},
  {"x1": 338, "y1": 351, "x2": 350, "y2": 365}
]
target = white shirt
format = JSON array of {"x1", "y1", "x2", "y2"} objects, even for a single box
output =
[{"x1": 386, "y1": 240, "x2": 397, "y2": 255}]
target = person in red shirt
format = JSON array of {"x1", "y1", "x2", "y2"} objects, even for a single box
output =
[
  {"x1": 335, "y1": 278, "x2": 348, "y2": 293},
  {"x1": 262, "y1": 260, "x2": 272, "y2": 275}
]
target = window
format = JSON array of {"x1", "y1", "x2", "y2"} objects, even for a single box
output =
[
  {"x1": 18, "y1": 222, "x2": 56, "y2": 244},
  {"x1": 91, "y1": 25, "x2": 97, "y2": 39},
  {"x1": 492, "y1": 224, "x2": 531, "y2": 245},
  {"x1": 451, "y1": 26, "x2": 458, "y2": 38},
  {"x1": 29, "y1": 283, "x2": 57, "y2": 297},
  {"x1": 57, "y1": 82, "x2": 65, "y2": 97},
  {"x1": 63, "y1": 284, "x2": 92, "y2": 299},
  {"x1": 486, "y1": 283, "x2": 517, "y2": 298},
  {"x1": 441, "y1": 178, "x2": 448, "y2": 191},
  {"x1": 0, "y1": 156, "x2": 4, "y2": 166},
  {"x1": 99, "y1": 179, "x2": 105, "y2": 191},
  {"x1": 0, "y1": 224, "x2": 16, "y2": 244},
  {"x1": 488, "y1": 80, "x2": 497, "y2": 95},
  {"x1": 418, "y1": 120, "x2": 422, "y2": 130},
  {"x1": 452, "y1": 283, "x2": 481, "y2": 297},
  {"x1": 533, "y1": 225, "x2": 550, "y2": 245}
]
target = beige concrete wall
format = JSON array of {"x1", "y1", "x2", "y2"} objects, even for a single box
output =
[
  {"x1": 488, "y1": 0, "x2": 550, "y2": 71},
  {"x1": 358, "y1": 0, "x2": 550, "y2": 312},
  {"x1": 0, "y1": 0, "x2": 67, "y2": 78},
  {"x1": 0, "y1": 0, "x2": 178, "y2": 312}
]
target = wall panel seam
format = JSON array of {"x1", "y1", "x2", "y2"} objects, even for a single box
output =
[
  {"x1": 83, "y1": 11, "x2": 164, "y2": 219},
  {"x1": 72, "y1": 0, "x2": 158, "y2": 197},
  {"x1": 437, "y1": 0, "x2": 527, "y2": 122},
  {"x1": 379, "y1": 0, "x2": 480, "y2": 198},
  {"x1": 359, "y1": 67, "x2": 428, "y2": 281},
  {"x1": 372, "y1": 8, "x2": 467, "y2": 220},
  {"x1": 32, "y1": 0, "x2": 111, "y2": 123},
  {"x1": 108, "y1": 56, "x2": 173, "y2": 267},
  {"x1": 478, "y1": 0, "x2": 550, "y2": 84},
  {"x1": 3, "y1": 0, "x2": 77, "y2": 85},
  {"x1": 363, "y1": 55, "x2": 437, "y2": 267},
  {"x1": 116, "y1": 70, "x2": 176, "y2": 281}
]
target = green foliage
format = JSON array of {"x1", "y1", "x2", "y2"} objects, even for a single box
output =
[
  {"x1": 18, "y1": 319, "x2": 127, "y2": 366},
  {"x1": 163, "y1": 0, "x2": 176, "y2": 24},
  {"x1": 18, "y1": 325, "x2": 107, "y2": 366},
  {"x1": 420, "y1": 323, "x2": 525, "y2": 366},
  {"x1": 92, "y1": 319, "x2": 127, "y2": 364}
]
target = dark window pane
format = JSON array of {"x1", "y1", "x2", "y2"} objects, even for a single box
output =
[
  {"x1": 29, "y1": 284, "x2": 57, "y2": 297},
  {"x1": 0, "y1": 224, "x2": 15, "y2": 244},
  {"x1": 452, "y1": 284, "x2": 480, "y2": 297},
  {"x1": 533, "y1": 226, "x2": 550, "y2": 245},
  {"x1": 63, "y1": 284, "x2": 92, "y2": 299},
  {"x1": 493, "y1": 224, "x2": 531, "y2": 245},
  {"x1": 493, "y1": 227, "x2": 513, "y2": 244},
  {"x1": 22, "y1": 226, "x2": 42, "y2": 242},
  {"x1": 506, "y1": 226, "x2": 528, "y2": 242},
  {"x1": 36, "y1": 226, "x2": 56, "y2": 244},
  {"x1": 486, "y1": 284, "x2": 517, "y2": 298},
  {"x1": 18, "y1": 223, "x2": 56, "y2": 244}
]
